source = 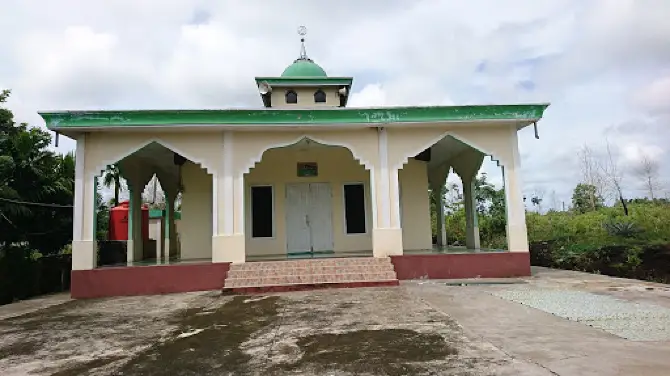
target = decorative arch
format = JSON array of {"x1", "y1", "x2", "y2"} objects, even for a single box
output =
[
  {"x1": 92, "y1": 138, "x2": 216, "y2": 179},
  {"x1": 241, "y1": 134, "x2": 374, "y2": 176},
  {"x1": 449, "y1": 149, "x2": 486, "y2": 181},
  {"x1": 153, "y1": 169, "x2": 180, "y2": 198},
  {"x1": 391, "y1": 131, "x2": 508, "y2": 171},
  {"x1": 240, "y1": 134, "x2": 379, "y2": 230},
  {"x1": 118, "y1": 163, "x2": 155, "y2": 191}
]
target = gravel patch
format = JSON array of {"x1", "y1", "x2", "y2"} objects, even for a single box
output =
[{"x1": 492, "y1": 288, "x2": 670, "y2": 341}]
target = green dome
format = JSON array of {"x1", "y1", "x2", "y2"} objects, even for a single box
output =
[{"x1": 281, "y1": 59, "x2": 327, "y2": 77}]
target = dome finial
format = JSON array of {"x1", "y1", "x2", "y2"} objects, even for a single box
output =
[
  {"x1": 297, "y1": 26, "x2": 310, "y2": 61},
  {"x1": 280, "y1": 26, "x2": 327, "y2": 77}
]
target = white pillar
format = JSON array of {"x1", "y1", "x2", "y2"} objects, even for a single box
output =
[
  {"x1": 435, "y1": 186, "x2": 447, "y2": 248},
  {"x1": 372, "y1": 127, "x2": 403, "y2": 257},
  {"x1": 429, "y1": 164, "x2": 450, "y2": 249},
  {"x1": 127, "y1": 184, "x2": 143, "y2": 264},
  {"x1": 72, "y1": 135, "x2": 97, "y2": 270},
  {"x1": 163, "y1": 195, "x2": 173, "y2": 261},
  {"x1": 126, "y1": 187, "x2": 134, "y2": 264},
  {"x1": 462, "y1": 176, "x2": 480, "y2": 250},
  {"x1": 212, "y1": 131, "x2": 245, "y2": 263},
  {"x1": 161, "y1": 186, "x2": 178, "y2": 262},
  {"x1": 504, "y1": 127, "x2": 529, "y2": 252},
  {"x1": 451, "y1": 149, "x2": 484, "y2": 251},
  {"x1": 155, "y1": 215, "x2": 163, "y2": 263}
]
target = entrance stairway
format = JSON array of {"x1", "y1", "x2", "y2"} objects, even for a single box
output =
[{"x1": 222, "y1": 257, "x2": 399, "y2": 294}]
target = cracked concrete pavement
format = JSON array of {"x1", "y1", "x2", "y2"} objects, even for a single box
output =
[{"x1": 0, "y1": 267, "x2": 669, "y2": 375}]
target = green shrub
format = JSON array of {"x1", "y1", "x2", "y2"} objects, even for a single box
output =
[{"x1": 603, "y1": 220, "x2": 641, "y2": 238}]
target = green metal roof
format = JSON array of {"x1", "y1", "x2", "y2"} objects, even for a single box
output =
[
  {"x1": 40, "y1": 104, "x2": 549, "y2": 129},
  {"x1": 281, "y1": 59, "x2": 327, "y2": 77}
]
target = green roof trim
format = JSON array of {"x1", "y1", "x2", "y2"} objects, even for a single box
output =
[
  {"x1": 40, "y1": 104, "x2": 549, "y2": 129},
  {"x1": 254, "y1": 77, "x2": 353, "y2": 87}
]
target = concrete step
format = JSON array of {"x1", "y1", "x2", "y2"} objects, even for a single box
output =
[
  {"x1": 230, "y1": 257, "x2": 391, "y2": 271},
  {"x1": 222, "y1": 257, "x2": 399, "y2": 293},
  {"x1": 226, "y1": 264, "x2": 393, "y2": 278},
  {"x1": 224, "y1": 271, "x2": 397, "y2": 288}
]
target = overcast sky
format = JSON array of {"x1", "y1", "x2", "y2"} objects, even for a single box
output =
[{"x1": 1, "y1": 0, "x2": 669, "y2": 207}]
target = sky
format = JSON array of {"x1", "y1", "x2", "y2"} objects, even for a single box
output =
[{"x1": 1, "y1": 0, "x2": 669, "y2": 207}]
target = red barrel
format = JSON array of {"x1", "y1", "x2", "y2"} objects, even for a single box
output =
[{"x1": 108, "y1": 200, "x2": 150, "y2": 241}]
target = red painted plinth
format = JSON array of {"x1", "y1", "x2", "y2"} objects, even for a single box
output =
[
  {"x1": 390, "y1": 252, "x2": 531, "y2": 280},
  {"x1": 223, "y1": 280, "x2": 399, "y2": 295},
  {"x1": 71, "y1": 262, "x2": 230, "y2": 299}
]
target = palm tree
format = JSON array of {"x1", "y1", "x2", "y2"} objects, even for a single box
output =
[
  {"x1": 103, "y1": 165, "x2": 122, "y2": 206},
  {"x1": 0, "y1": 89, "x2": 76, "y2": 253}
]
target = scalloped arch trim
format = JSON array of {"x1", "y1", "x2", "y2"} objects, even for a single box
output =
[
  {"x1": 241, "y1": 135, "x2": 373, "y2": 175},
  {"x1": 92, "y1": 138, "x2": 215, "y2": 179},
  {"x1": 393, "y1": 131, "x2": 507, "y2": 171}
]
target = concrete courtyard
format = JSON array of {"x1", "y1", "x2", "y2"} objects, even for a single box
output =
[{"x1": 1, "y1": 267, "x2": 670, "y2": 375}]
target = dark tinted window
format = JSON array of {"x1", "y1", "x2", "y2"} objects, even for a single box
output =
[
  {"x1": 344, "y1": 184, "x2": 366, "y2": 234},
  {"x1": 251, "y1": 186, "x2": 273, "y2": 238},
  {"x1": 285, "y1": 90, "x2": 298, "y2": 104},
  {"x1": 314, "y1": 89, "x2": 326, "y2": 103}
]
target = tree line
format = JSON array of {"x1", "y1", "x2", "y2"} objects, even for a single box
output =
[{"x1": 0, "y1": 90, "x2": 75, "y2": 303}]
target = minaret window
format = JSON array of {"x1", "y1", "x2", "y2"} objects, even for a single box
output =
[
  {"x1": 285, "y1": 89, "x2": 298, "y2": 104},
  {"x1": 314, "y1": 89, "x2": 326, "y2": 103}
]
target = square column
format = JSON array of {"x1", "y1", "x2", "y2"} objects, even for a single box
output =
[
  {"x1": 435, "y1": 185, "x2": 447, "y2": 247},
  {"x1": 451, "y1": 149, "x2": 484, "y2": 251},
  {"x1": 126, "y1": 188, "x2": 134, "y2": 264},
  {"x1": 371, "y1": 128, "x2": 403, "y2": 257},
  {"x1": 163, "y1": 194, "x2": 176, "y2": 262},
  {"x1": 72, "y1": 135, "x2": 97, "y2": 270},
  {"x1": 504, "y1": 127, "x2": 529, "y2": 252},
  {"x1": 157, "y1": 177, "x2": 179, "y2": 262},
  {"x1": 428, "y1": 164, "x2": 450, "y2": 249},
  {"x1": 212, "y1": 131, "x2": 245, "y2": 263},
  {"x1": 462, "y1": 176, "x2": 481, "y2": 250},
  {"x1": 126, "y1": 184, "x2": 143, "y2": 264}
]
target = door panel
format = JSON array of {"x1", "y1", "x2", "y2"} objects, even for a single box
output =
[
  {"x1": 308, "y1": 183, "x2": 334, "y2": 252},
  {"x1": 285, "y1": 183, "x2": 334, "y2": 254},
  {"x1": 285, "y1": 184, "x2": 311, "y2": 253}
]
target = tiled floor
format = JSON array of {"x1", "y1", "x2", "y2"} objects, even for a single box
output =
[
  {"x1": 98, "y1": 257, "x2": 212, "y2": 268},
  {"x1": 97, "y1": 247, "x2": 508, "y2": 268},
  {"x1": 248, "y1": 247, "x2": 507, "y2": 262},
  {"x1": 247, "y1": 250, "x2": 373, "y2": 262}
]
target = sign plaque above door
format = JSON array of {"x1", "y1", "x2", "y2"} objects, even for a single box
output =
[{"x1": 297, "y1": 162, "x2": 318, "y2": 177}]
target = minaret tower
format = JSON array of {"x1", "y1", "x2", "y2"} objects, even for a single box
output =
[{"x1": 255, "y1": 26, "x2": 353, "y2": 108}]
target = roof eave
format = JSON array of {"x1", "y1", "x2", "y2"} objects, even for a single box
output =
[
  {"x1": 254, "y1": 77, "x2": 354, "y2": 87},
  {"x1": 39, "y1": 103, "x2": 550, "y2": 129},
  {"x1": 46, "y1": 119, "x2": 542, "y2": 135}
]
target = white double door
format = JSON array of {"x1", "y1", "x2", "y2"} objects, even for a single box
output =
[{"x1": 285, "y1": 183, "x2": 334, "y2": 253}]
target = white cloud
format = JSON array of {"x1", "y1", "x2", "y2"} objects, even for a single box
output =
[
  {"x1": 1, "y1": 0, "x2": 669, "y2": 202},
  {"x1": 633, "y1": 75, "x2": 670, "y2": 113},
  {"x1": 622, "y1": 143, "x2": 665, "y2": 163},
  {"x1": 348, "y1": 84, "x2": 387, "y2": 108}
]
